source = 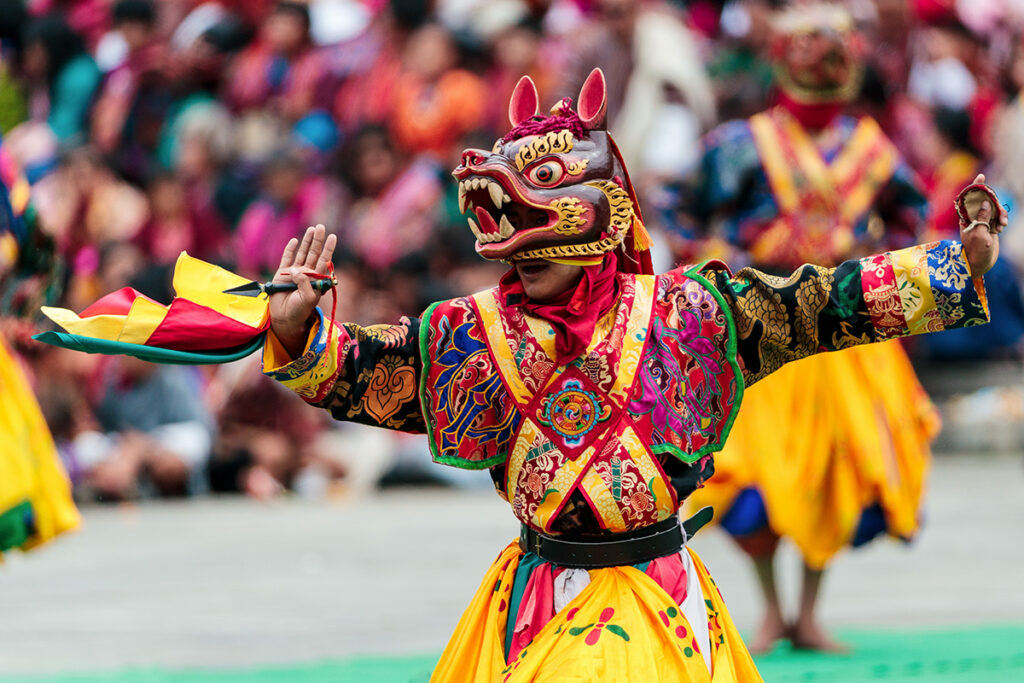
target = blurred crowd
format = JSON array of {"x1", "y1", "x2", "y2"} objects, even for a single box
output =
[{"x1": 3, "y1": 0, "x2": 1024, "y2": 502}]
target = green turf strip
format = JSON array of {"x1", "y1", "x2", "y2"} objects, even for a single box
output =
[
  {"x1": 755, "y1": 625, "x2": 1024, "y2": 682},
  {"x1": 13, "y1": 625, "x2": 1024, "y2": 682}
]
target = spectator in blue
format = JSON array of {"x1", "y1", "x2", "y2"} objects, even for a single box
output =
[{"x1": 21, "y1": 14, "x2": 101, "y2": 144}]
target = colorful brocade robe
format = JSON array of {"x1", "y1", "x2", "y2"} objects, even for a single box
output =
[
  {"x1": 666, "y1": 106, "x2": 928, "y2": 272},
  {"x1": 264, "y1": 240, "x2": 988, "y2": 536}
]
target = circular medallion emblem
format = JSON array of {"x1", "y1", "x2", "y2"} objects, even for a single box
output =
[{"x1": 546, "y1": 383, "x2": 602, "y2": 439}]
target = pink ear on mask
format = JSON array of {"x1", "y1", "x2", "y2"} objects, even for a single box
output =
[
  {"x1": 577, "y1": 68, "x2": 607, "y2": 129},
  {"x1": 509, "y1": 76, "x2": 540, "y2": 127}
]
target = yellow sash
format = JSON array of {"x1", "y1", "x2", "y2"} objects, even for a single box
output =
[{"x1": 748, "y1": 108, "x2": 899, "y2": 265}]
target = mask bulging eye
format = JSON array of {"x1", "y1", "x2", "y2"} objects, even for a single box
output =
[{"x1": 526, "y1": 160, "x2": 565, "y2": 187}]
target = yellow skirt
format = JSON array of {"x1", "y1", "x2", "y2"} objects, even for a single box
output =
[
  {"x1": 687, "y1": 340, "x2": 938, "y2": 569},
  {"x1": 431, "y1": 542, "x2": 761, "y2": 682},
  {"x1": 0, "y1": 337, "x2": 79, "y2": 556}
]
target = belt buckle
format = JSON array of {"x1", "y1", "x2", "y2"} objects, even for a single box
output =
[{"x1": 521, "y1": 526, "x2": 544, "y2": 556}]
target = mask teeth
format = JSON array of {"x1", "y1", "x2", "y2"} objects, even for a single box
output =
[
  {"x1": 488, "y1": 182, "x2": 504, "y2": 209},
  {"x1": 467, "y1": 216, "x2": 485, "y2": 242},
  {"x1": 459, "y1": 176, "x2": 509, "y2": 216},
  {"x1": 498, "y1": 214, "x2": 514, "y2": 238}
]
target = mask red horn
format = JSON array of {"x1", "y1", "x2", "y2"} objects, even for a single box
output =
[
  {"x1": 509, "y1": 75, "x2": 540, "y2": 128},
  {"x1": 577, "y1": 68, "x2": 607, "y2": 130}
]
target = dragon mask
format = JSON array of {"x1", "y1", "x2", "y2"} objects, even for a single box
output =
[
  {"x1": 771, "y1": 3, "x2": 864, "y2": 105},
  {"x1": 452, "y1": 68, "x2": 652, "y2": 274}
]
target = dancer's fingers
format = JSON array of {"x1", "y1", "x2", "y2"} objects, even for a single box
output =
[
  {"x1": 976, "y1": 200, "x2": 992, "y2": 228},
  {"x1": 294, "y1": 226, "x2": 315, "y2": 267},
  {"x1": 316, "y1": 233, "x2": 337, "y2": 275},
  {"x1": 973, "y1": 173, "x2": 986, "y2": 185},
  {"x1": 277, "y1": 237, "x2": 299, "y2": 274},
  {"x1": 304, "y1": 224, "x2": 326, "y2": 269}
]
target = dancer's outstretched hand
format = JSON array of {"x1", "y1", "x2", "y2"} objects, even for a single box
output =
[
  {"x1": 960, "y1": 174, "x2": 1005, "y2": 277},
  {"x1": 270, "y1": 224, "x2": 337, "y2": 358}
]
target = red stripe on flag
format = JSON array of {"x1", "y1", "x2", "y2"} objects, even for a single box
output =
[{"x1": 145, "y1": 298, "x2": 265, "y2": 351}]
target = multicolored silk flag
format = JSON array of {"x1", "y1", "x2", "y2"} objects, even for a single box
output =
[{"x1": 34, "y1": 252, "x2": 270, "y2": 364}]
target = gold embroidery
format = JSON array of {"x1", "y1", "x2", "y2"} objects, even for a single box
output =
[
  {"x1": 514, "y1": 130, "x2": 575, "y2": 171},
  {"x1": 793, "y1": 266, "x2": 832, "y2": 347},
  {"x1": 551, "y1": 197, "x2": 587, "y2": 235},
  {"x1": 358, "y1": 355, "x2": 417, "y2": 423},
  {"x1": 566, "y1": 159, "x2": 590, "y2": 175}
]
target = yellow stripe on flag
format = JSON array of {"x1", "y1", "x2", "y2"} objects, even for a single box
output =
[
  {"x1": 118, "y1": 297, "x2": 169, "y2": 345},
  {"x1": 171, "y1": 252, "x2": 269, "y2": 329},
  {"x1": 40, "y1": 307, "x2": 133, "y2": 342}
]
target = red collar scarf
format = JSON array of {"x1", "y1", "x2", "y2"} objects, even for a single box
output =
[
  {"x1": 776, "y1": 90, "x2": 843, "y2": 130},
  {"x1": 498, "y1": 254, "x2": 619, "y2": 366}
]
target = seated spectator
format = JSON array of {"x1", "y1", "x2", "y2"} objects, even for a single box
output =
[
  {"x1": 483, "y1": 14, "x2": 557, "y2": 134},
  {"x1": 63, "y1": 356, "x2": 213, "y2": 499},
  {"x1": 225, "y1": 1, "x2": 325, "y2": 122},
  {"x1": 915, "y1": 107, "x2": 1024, "y2": 359},
  {"x1": 329, "y1": 2, "x2": 412, "y2": 135},
  {"x1": 91, "y1": 0, "x2": 170, "y2": 181},
  {"x1": 31, "y1": 146, "x2": 148, "y2": 308},
  {"x1": 918, "y1": 106, "x2": 982, "y2": 236},
  {"x1": 20, "y1": 14, "x2": 101, "y2": 144},
  {"x1": 28, "y1": 0, "x2": 110, "y2": 50},
  {"x1": 208, "y1": 356, "x2": 342, "y2": 499}
]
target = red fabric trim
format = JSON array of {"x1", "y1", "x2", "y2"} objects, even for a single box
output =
[
  {"x1": 645, "y1": 552, "x2": 689, "y2": 606},
  {"x1": 776, "y1": 90, "x2": 843, "y2": 130},
  {"x1": 508, "y1": 562, "x2": 556, "y2": 663},
  {"x1": 859, "y1": 252, "x2": 909, "y2": 339}
]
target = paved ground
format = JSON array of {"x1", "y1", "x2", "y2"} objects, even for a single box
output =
[{"x1": 2, "y1": 454, "x2": 1023, "y2": 677}]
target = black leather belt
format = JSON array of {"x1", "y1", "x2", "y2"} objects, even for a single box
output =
[{"x1": 519, "y1": 507, "x2": 714, "y2": 569}]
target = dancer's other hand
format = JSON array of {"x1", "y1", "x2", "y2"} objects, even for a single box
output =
[
  {"x1": 960, "y1": 174, "x2": 1005, "y2": 277},
  {"x1": 270, "y1": 224, "x2": 337, "y2": 358}
]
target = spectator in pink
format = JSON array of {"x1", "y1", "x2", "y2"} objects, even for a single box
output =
[
  {"x1": 234, "y1": 150, "x2": 338, "y2": 277},
  {"x1": 339, "y1": 125, "x2": 443, "y2": 272},
  {"x1": 134, "y1": 171, "x2": 227, "y2": 266}
]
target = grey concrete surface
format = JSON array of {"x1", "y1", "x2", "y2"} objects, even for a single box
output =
[{"x1": 2, "y1": 454, "x2": 1023, "y2": 675}]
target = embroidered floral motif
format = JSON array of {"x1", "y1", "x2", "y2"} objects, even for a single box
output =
[
  {"x1": 567, "y1": 607, "x2": 630, "y2": 645},
  {"x1": 628, "y1": 274, "x2": 736, "y2": 462},
  {"x1": 358, "y1": 354, "x2": 417, "y2": 424}
]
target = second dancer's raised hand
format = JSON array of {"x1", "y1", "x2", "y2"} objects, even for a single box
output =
[
  {"x1": 960, "y1": 174, "x2": 1005, "y2": 278},
  {"x1": 269, "y1": 224, "x2": 337, "y2": 358}
]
